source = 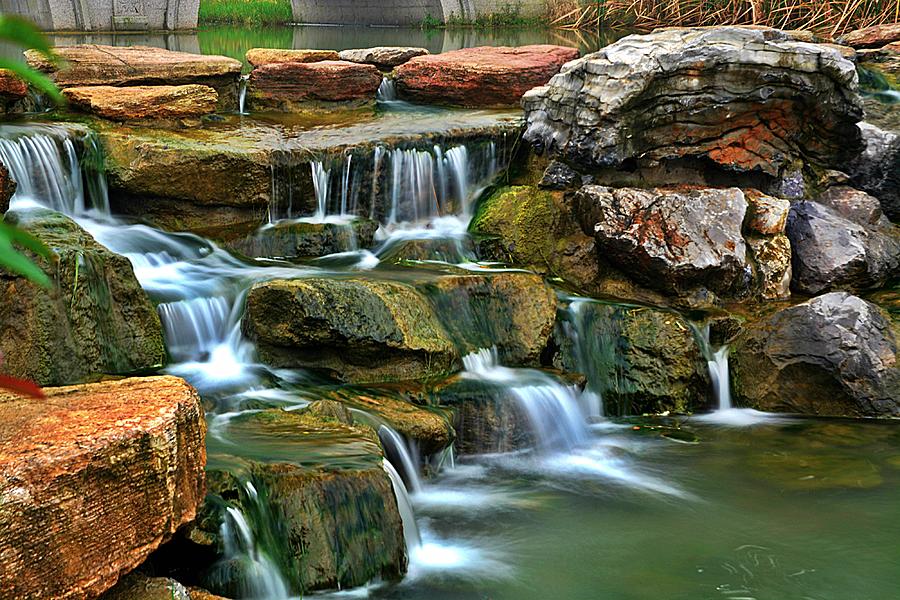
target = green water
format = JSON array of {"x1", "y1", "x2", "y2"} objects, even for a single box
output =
[{"x1": 332, "y1": 417, "x2": 900, "y2": 600}]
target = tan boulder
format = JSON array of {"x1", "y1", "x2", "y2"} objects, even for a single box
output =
[
  {"x1": 63, "y1": 85, "x2": 218, "y2": 124},
  {"x1": 339, "y1": 47, "x2": 429, "y2": 70},
  {"x1": 0, "y1": 376, "x2": 206, "y2": 600},
  {"x1": 0, "y1": 69, "x2": 27, "y2": 102},
  {"x1": 246, "y1": 48, "x2": 339, "y2": 66},
  {"x1": 247, "y1": 60, "x2": 382, "y2": 110},
  {"x1": 838, "y1": 23, "x2": 900, "y2": 48}
]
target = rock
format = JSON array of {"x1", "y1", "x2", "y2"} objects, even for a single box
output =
[
  {"x1": 745, "y1": 192, "x2": 791, "y2": 235},
  {"x1": 201, "y1": 409, "x2": 406, "y2": 593},
  {"x1": 226, "y1": 218, "x2": 378, "y2": 259},
  {"x1": 63, "y1": 85, "x2": 218, "y2": 124},
  {"x1": 538, "y1": 160, "x2": 583, "y2": 190},
  {"x1": 304, "y1": 399, "x2": 355, "y2": 425},
  {"x1": 0, "y1": 68, "x2": 27, "y2": 107},
  {"x1": 0, "y1": 209, "x2": 165, "y2": 386},
  {"x1": 573, "y1": 186, "x2": 751, "y2": 296},
  {"x1": 732, "y1": 292, "x2": 900, "y2": 416},
  {"x1": 188, "y1": 588, "x2": 230, "y2": 600},
  {"x1": 247, "y1": 60, "x2": 382, "y2": 110},
  {"x1": 0, "y1": 376, "x2": 206, "y2": 600},
  {"x1": 246, "y1": 48, "x2": 339, "y2": 66},
  {"x1": 394, "y1": 45, "x2": 580, "y2": 107},
  {"x1": 523, "y1": 27, "x2": 864, "y2": 179},
  {"x1": 425, "y1": 272, "x2": 558, "y2": 366},
  {"x1": 101, "y1": 573, "x2": 191, "y2": 600},
  {"x1": 858, "y1": 42, "x2": 900, "y2": 87},
  {"x1": 747, "y1": 234, "x2": 793, "y2": 300},
  {"x1": 469, "y1": 185, "x2": 600, "y2": 293},
  {"x1": 339, "y1": 47, "x2": 429, "y2": 70},
  {"x1": 555, "y1": 301, "x2": 709, "y2": 415},
  {"x1": 0, "y1": 162, "x2": 15, "y2": 213},
  {"x1": 26, "y1": 45, "x2": 242, "y2": 110},
  {"x1": 243, "y1": 278, "x2": 459, "y2": 383},
  {"x1": 817, "y1": 185, "x2": 886, "y2": 225},
  {"x1": 848, "y1": 122, "x2": 900, "y2": 222},
  {"x1": 838, "y1": 23, "x2": 900, "y2": 48},
  {"x1": 786, "y1": 200, "x2": 900, "y2": 294}
]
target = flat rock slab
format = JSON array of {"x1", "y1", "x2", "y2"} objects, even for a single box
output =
[
  {"x1": 339, "y1": 47, "x2": 429, "y2": 70},
  {"x1": 394, "y1": 45, "x2": 580, "y2": 107},
  {"x1": 0, "y1": 376, "x2": 206, "y2": 600},
  {"x1": 248, "y1": 60, "x2": 382, "y2": 109},
  {"x1": 838, "y1": 23, "x2": 900, "y2": 48},
  {"x1": 246, "y1": 48, "x2": 340, "y2": 66},
  {"x1": 63, "y1": 85, "x2": 218, "y2": 123}
]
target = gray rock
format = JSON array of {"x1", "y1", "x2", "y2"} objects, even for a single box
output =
[
  {"x1": 732, "y1": 292, "x2": 900, "y2": 417},
  {"x1": 339, "y1": 47, "x2": 429, "y2": 70},
  {"x1": 848, "y1": 122, "x2": 900, "y2": 222},
  {"x1": 538, "y1": 160, "x2": 582, "y2": 190},
  {"x1": 523, "y1": 27, "x2": 864, "y2": 178},
  {"x1": 786, "y1": 200, "x2": 900, "y2": 294},
  {"x1": 573, "y1": 185, "x2": 751, "y2": 296}
]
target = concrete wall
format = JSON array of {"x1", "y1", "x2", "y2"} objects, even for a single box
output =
[
  {"x1": 0, "y1": 0, "x2": 199, "y2": 30},
  {"x1": 291, "y1": 0, "x2": 548, "y2": 26}
]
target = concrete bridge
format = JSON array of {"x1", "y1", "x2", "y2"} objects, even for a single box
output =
[{"x1": 0, "y1": 0, "x2": 544, "y2": 31}]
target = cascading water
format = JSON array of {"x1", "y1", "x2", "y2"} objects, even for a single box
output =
[
  {"x1": 559, "y1": 298, "x2": 605, "y2": 419},
  {"x1": 238, "y1": 75, "x2": 249, "y2": 115},
  {"x1": 378, "y1": 425, "x2": 423, "y2": 494},
  {"x1": 376, "y1": 77, "x2": 397, "y2": 102},
  {"x1": 383, "y1": 459, "x2": 422, "y2": 553}
]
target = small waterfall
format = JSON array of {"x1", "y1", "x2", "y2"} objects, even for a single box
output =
[
  {"x1": 383, "y1": 459, "x2": 422, "y2": 553},
  {"x1": 378, "y1": 425, "x2": 423, "y2": 494},
  {"x1": 708, "y1": 346, "x2": 732, "y2": 411},
  {"x1": 0, "y1": 125, "x2": 109, "y2": 216},
  {"x1": 559, "y1": 298, "x2": 604, "y2": 418},
  {"x1": 238, "y1": 74, "x2": 249, "y2": 115},
  {"x1": 463, "y1": 348, "x2": 589, "y2": 453},
  {"x1": 376, "y1": 77, "x2": 397, "y2": 102}
]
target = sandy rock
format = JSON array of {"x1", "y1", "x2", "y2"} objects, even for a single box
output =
[
  {"x1": 394, "y1": 45, "x2": 579, "y2": 107},
  {"x1": 248, "y1": 60, "x2": 382, "y2": 110},
  {"x1": 63, "y1": 85, "x2": 218, "y2": 123},
  {"x1": 0, "y1": 376, "x2": 206, "y2": 600},
  {"x1": 745, "y1": 192, "x2": 791, "y2": 235},
  {"x1": 339, "y1": 47, "x2": 429, "y2": 69},
  {"x1": 0, "y1": 69, "x2": 27, "y2": 103},
  {"x1": 748, "y1": 234, "x2": 793, "y2": 300},
  {"x1": 838, "y1": 23, "x2": 900, "y2": 48},
  {"x1": 246, "y1": 48, "x2": 339, "y2": 66}
]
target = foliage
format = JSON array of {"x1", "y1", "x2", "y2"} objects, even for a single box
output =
[
  {"x1": 199, "y1": 0, "x2": 294, "y2": 25},
  {"x1": 0, "y1": 14, "x2": 63, "y2": 104},
  {"x1": 425, "y1": 2, "x2": 548, "y2": 29},
  {"x1": 548, "y1": 0, "x2": 900, "y2": 36}
]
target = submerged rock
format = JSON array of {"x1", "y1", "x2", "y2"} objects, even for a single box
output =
[
  {"x1": 394, "y1": 45, "x2": 580, "y2": 107},
  {"x1": 523, "y1": 27, "x2": 863, "y2": 178},
  {"x1": 732, "y1": 292, "x2": 900, "y2": 416},
  {"x1": 0, "y1": 376, "x2": 206, "y2": 600},
  {"x1": 246, "y1": 48, "x2": 339, "y2": 66},
  {"x1": 243, "y1": 278, "x2": 460, "y2": 383},
  {"x1": 63, "y1": 84, "x2": 218, "y2": 125},
  {"x1": 226, "y1": 218, "x2": 378, "y2": 259},
  {"x1": 573, "y1": 186, "x2": 750, "y2": 296},
  {"x1": 848, "y1": 123, "x2": 900, "y2": 222},
  {"x1": 247, "y1": 60, "x2": 382, "y2": 111},
  {"x1": 0, "y1": 209, "x2": 165, "y2": 386},
  {"x1": 339, "y1": 47, "x2": 429, "y2": 70}
]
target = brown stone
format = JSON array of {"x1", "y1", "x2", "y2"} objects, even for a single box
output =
[
  {"x1": 248, "y1": 60, "x2": 382, "y2": 109},
  {"x1": 0, "y1": 376, "x2": 206, "y2": 600},
  {"x1": 838, "y1": 23, "x2": 900, "y2": 49},
  {"x1": 339, "y1": 47, "x2": 429, "y2": 69},
  {"x1": 0, "y1": 162, "x2": 15, "y2": 213},
  {"x1": 246, "y1": 48, "x2": 340, "y2": 66},
  {"x1": 394, "y1": 45, "x2": 580, "y2": 107},
  {"x1": 0, "y1": 68, "x2": 27, "y2": 101},
  {"x1": 63, "y1": 85, "x2": 218, "y2": 123},
  {"x1": 745, "y1": 191, "x2": 791, "y2": 235}
]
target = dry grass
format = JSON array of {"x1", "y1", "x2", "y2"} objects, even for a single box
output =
[{"x1": 548, "y1": 0, "x2": 900, "y2": 38}]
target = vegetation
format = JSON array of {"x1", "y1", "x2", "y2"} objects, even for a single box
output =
[
  {"x1": 547, "y1": 0, "x2": 900, "y2": 36},
  {"x1": 424, "y1": 2, "x2": 547, "y2": 29},
  {"x1": 199, "y1": 0, "x2": 293, "y2": 25}
]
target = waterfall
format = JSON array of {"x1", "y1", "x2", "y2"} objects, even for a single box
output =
[
  {"x1": 378, "y1": 425, "x2": 423, "y2": 494},
  {"x1": 0, "y1": 125, "x2": 109, "y2": 216},
  {"x1": 383, "y1": 459, "x2": 422, "y2": 553},
  {"x1": 376, "y1": 77, "x2": 397, "y2": 102},
  {"x1": 559, "y1": 298, "x2": 605, "y2": 418},
  {"x1": 708, "y1": 346, "x2": 732, "y2": 411},
  {"x1": 463, "y1": 348, "x2": 589, "y2": 453},
  {"x1": 238, "y1": 74, "x2": 249, "y2": 115}
]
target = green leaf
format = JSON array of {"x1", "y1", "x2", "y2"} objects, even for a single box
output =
[
  {"x1": 0, "y1": 222, "x2": 51, "y2": 287},
  {"x1": 0, "y1": 15, "x2": 56, "y2": 58},
  {"x1": 0, "y1": 58, "x2": 64, "y2": 104},
  {"x1": 0, "y1": 221, "x2": 53, "y2": 259}
]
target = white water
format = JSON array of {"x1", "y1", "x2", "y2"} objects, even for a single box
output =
[
  {"x1": 238, "y1": 74, "x2": 249, "y2": 115},
  {"x1": 382, "y1": 459, "x2": 422, "y2": 552},
  {"x1": 559, "y1": 298, "x2": 605, "y2": 418},
  {"x1": 378, "y1": 425, "x2": 423, "y2": 494},
  {"x1": 376, "y1": 77, "x2": 397, "y2": 102}
]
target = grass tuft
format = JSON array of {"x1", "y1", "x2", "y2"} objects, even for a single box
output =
[{"x1": 199, "y1": 0, "x2": 293, "y2": 26}]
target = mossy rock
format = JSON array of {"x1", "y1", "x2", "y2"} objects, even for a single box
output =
[
  {"x1": 227, "y1": 218, "x2": 379, "y2": 259},
  {"x1": 0, "y1": 208, "x2": 165, "y2": 385}
]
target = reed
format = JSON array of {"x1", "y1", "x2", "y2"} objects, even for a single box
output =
[
  {"x1": 198, "y1": 0, "x2": 293, "y2": 25},
  {"x1": 548, "y1": 0, "x2": 900, "y2": 37}
]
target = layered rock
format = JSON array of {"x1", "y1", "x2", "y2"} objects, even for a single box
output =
[
  {"x1": 226, "y1": 219, "x2": 378, "y2": 259},
  {"x1": 243, "y1": 278, "x2": 460, "y2": 383},
  {"x1": 394, "y1": 45, "x2": 579, "y2": 107},
  {"x1": 26, "y1": 45, "x2": 242, "y2": 110},
  {"x1": 0, "y1": 376, "x2": 206, "y2": 600},
  {"x1": 339, "y1": 47, "x2": 429, "y2": 70},
  {"x1": 0, "y1": 209, "x2": 165, "y2": 386},
  {"x1": 838, "y1": 23, "x2": 900, "y2": 48},
  {"x1": 246, "y1": 48, "x2": 339, "y2": 66},
  {"x1": 744, "y1": 192, "x2": 793, "y2": 299},
  {"x1": 786, "y1": 193, "x2": 900, "y2": 294},
  {"x1": 523, "y1": 27, "x2": 864, "y2": 179},
  {"x1": 573, "y1": 186, "x2": 751, "y2": 296},
  {"x1": 732, "y1": 293, "x2": 900, "y2": 416},
  {"x1": 247, "y1": 60, "x2": 382, "y2": 110},
  {"x1": 848, "y1": 123, "x2": 900, "y2": 221},
  {"x1": 63, "y1": 85, "x2": 218, "y2": 124}
]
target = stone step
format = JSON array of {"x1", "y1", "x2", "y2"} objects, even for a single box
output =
[{"x1": 63, "y1": 85, "x2": 218, "y2": 125}]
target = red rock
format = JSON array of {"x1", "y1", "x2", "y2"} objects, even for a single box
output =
[
  {"x1": 838, "y1": 23, "x2": 900, "y2": 48},
  {"x1": 0, "y1": 376, "x2": 206, "y2": 600},
  {"x1": 248, "y1": 60, "x2": 382, "y2": 109},
  {"x1": 0, "y1": 69, "x2": 27, "y2": 101},
  {"x1": 393, "y1": 45, "x2": 580, "y2": 107}
]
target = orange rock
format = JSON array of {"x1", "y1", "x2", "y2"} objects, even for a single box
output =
[
  {"x1": 63, "y1": 84, "x2": 218, "y2": 123},
  {"x1": 248, "y1": 60, "x2": 382, "y2": 108},
  {"x1": 245, "y1": 48, "x2": 339, "y2": 66},
  {"x1": 0, "y1": 68, "x2": 27, "y2": 101},
  {"x1": 0, "y1": 376, "x2": 206, "y2": 600},
  {"x1": 838, "y1": 23, "x2": 900, "y2": 49}
]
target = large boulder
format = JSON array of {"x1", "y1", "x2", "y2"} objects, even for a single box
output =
[
  {"x1": 848, "y1": 122, "x2": 900, "y2": 221},
  {"x1": 732, "y1": 293, "x2": 900, "y2": 416},
  {"x1": 838, "y1": 23, "x2": 900, "y2": 48},
  {"x1": 394, "y1": 45, "x2": 580, "y2": 107},
  {"x1": 243, "y1": 278, "x2": 460, "y2": 383},
  {"x1": 247, "y1": 60, "x2": 382, "y2": 111},
  {"x1": 572, "y1": 185, "x2": 751, "y2": 296},
  {"x1": 26, "y1": 45, "x2": 242, "y2": 110},
  {"x1": 0, "y1": 209, "x2": 165, "y2": 386},
  {"x1": 339, "y1": 47, "x2": 429, "y2": 70},
  {"x1": 786, "y1": 195, "x2": 900, "y2": 294},
  {"x1": 245, "y1": 48, "x2": 339, "y2": 66},
  {"x1": 63, "y1": 85, "x2": 218, "y2": 124},
  {"x1": 0, "y1": 376, "x2": 206, "y2": 600},
  {"x1": 523, "y1": 27, "x2": 864, "y2": 179}
]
